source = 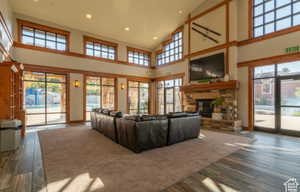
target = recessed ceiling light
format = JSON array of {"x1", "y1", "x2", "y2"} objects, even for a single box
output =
[
  {"x1": 178, "y1": 10, "x2": 183, "y2": 14},
  {"x1": 86, "y1": 14, "x2": 92, "y2": 19},
  {"x1": 33, "y1": 0, "x2": 39, "y2": 2},
  {"x1": 124, "y1": 27, "x2": 130, "y2": 31},
  {"x1": 153, "y1": 36, "x2": 158, "y2": 40}
]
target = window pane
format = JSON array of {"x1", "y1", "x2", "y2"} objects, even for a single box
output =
[
  {"x1": 294, "y1": 14, "x2": 300, "y2": 25},
  {"x1": 265, "y1": 12, "x2": 275, "y2": 23},
  {"x1": 57, "y1": 43, "x2": 66, "y2": 51},
  {"x1": 254, "y1": 65, "x2": 275, "y2": 78},
  {"x1": 281, "y1": 79, "x2": 300, "y2": 106},
  {"x1": 294, "y1": 2, "x2": 300, "y2": 14},
  {"x1": 254, "y1": 5, "x2": 263, "y2": 16},
  {"x1": 265, "y1": 23, "x2": 275, "y2": 34},
  {"x1": 158, "y1": 87, "x2": 164, "y2": 115},
  {"x1": 265, "y1": 0, "x2": 275, "y2": 12},
  {"x1": 276, "y1": 17, "x2": 292, "y2": 30},
  {"x1": 24, "y1": 71, "x2": 45, "y2": 81},
  {"x1": 57, "y1": 35, "x2": 66, "y2": 43},
  {"x1": 128, "y1": 87, "x2": 138, "y2": 114},
  {"x1": 46, "y1": 32, "x2": 56, "y2": 41},
  {"x1": 254, "y1": 16, "x2": 263, "y2": 27},
  {"x1": 35, "y1": 30, "x2": 45, "y2": 39},
  {"x1": 23, "y1": 27, "x2": 34, "y2": 36},
  {"x1": 46, "y1": 83, "x2": 66, "y2": 113},
  {"x1": 276, "y1": 6, "x2": 291, "y2": 19},
  {"x1": 254, "y1": 26, "x2": 264, "y2": 37},
  {"x1": 102, "y1": 78, "x2": 114, "y2": 86},
  {"x1": 174, "y1": 87, "x2": 182, "y2": 112},
  {"x1": 46, "y1": 40, "x2": 56, "y2": 49},
  {"x1": 277, "y1": 61, "x2": 300, "y2": 76},
  {"x1": 24, "y1": 81, "x2": 46, "y2": 114},
  {"x1": 22, "y1": 36, "x2": 34, "y2": 45},
  {"x1": 35, "y1": 38, "x2": 45, "y2": 47},
  {"x1": 276, "y1": 0, "x2": 291, "y2": 7},
  {"x1": 254, "y1": 0, "x2": 263, "y2": 5},
  {"x1": 46, "y1": 73, "x2": 66, "y2": 83},
  {"x1": 86, "y1": 84, "x2": 101, "y2": 111},
  {"x1": 86, "y1": 49, "x2": 93, "y2": 56}
]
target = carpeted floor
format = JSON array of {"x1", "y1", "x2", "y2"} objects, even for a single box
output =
[{"x1": 38, "y1": 126, "x2": 253, "y2": 192}]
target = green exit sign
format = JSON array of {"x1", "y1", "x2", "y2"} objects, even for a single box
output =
[{"x1": 285, "y1": 46, "x2": 299, "y2": 54}]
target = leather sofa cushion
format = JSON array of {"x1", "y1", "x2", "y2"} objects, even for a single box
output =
[
  {"x1": 110, "y1": 111, "x2": 123, "y2": 118},
  {"x1": 167, "y1": 112, "x2": 187, "y2": 118},
  {"x1": 167, "y1": 116, "x2": 201, "y2": 145},
  {"x1": 102, "y1": 109, "x2": 111, "y2": 115}
]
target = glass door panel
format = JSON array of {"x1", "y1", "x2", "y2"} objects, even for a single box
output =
[
  {"x1": 46, "y1": 83, "x2": 66, "y2": 113},
  {"x1": 280, "y1": 78, "x2": 300, "y2": 132},
  {"x1": 102, "y1": 86, "x2": 114, "y2": 110},
  {"x1": 166, "y1": 88, "x2": 174, "y2": 114},
  {"x1": 254, "y1": 78, "x2": 276, "y2": 129},
  {"x1": 139, "y1": 86, "x2": 149, "y2": 114}
]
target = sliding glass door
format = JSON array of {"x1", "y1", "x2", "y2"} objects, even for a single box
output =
[
  {"x1": 253, "y1": 65, "x2": 276, "y2": 130},
  {"x1": 157, "y1": 78, "x2": 182, "y2": 114},
  {"x1": 253, "y1": 61, "x2": 300, "y2": 136},
  {"x1": 85, "y1": 76, "x2": 115, "y2": 121},
  {"x1": 279, "y1": 77, "x2": 300, "y2": 133},
  {"x1": 23, "y1": 71, "x2": 67, "y2": 126},
  {"x1": 128, "y1": 81, "x2": 149, "y2": 115}
]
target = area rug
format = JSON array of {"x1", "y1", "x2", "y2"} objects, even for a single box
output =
[{"x1": 38, "y1": 126, "x2": 253, "y2": 192}]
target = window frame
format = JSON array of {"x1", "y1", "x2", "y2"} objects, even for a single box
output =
[
  {"x1": 83, "y1": 36, "x2": 118, "y2": 61},
  {"x1": 84, "y1": 75, "x2": 117, "y2": 121},
  {"x1": 250, "y1": 0, "x2": 300, "y2": 39},
  {"x1": 17, "y1": 19, "x2": 70, "y2": 52},
  {"x1": 127, "y1": 80, "x2": 150, "y2": 115},
  {"x1": 23, "y1": 71, "x2": 69, "y2": 126},
  {"x1": 156, "y1": 27, "x2": 184, "y2": 66},
  {"x1": 127, "y1": 46, "x2": 151, "y2": 67},
  {"x1": 156, "y1": 77, "x2": 183, "y2": 114}
]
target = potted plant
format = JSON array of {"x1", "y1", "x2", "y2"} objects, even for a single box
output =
[{"x1": 211, "y1": 97, "x2": 225, "y2": 120}]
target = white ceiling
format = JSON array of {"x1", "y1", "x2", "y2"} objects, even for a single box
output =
[{"x1": 10, "y1": 0, "x2": 206, "y2": 50}]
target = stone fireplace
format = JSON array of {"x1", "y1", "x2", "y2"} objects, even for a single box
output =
[{"x1": 180, "y1": 81, "x2": 242, "y2": 131}]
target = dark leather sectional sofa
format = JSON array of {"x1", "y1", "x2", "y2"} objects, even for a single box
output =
[{"x1": 91, "y1": 109, "x2": 201, "y2": 153}]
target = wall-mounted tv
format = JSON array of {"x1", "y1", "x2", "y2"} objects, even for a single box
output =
[{"x1": 189, "y1": 53, "x2": 225, "y2": 81}]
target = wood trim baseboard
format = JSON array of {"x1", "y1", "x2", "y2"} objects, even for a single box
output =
[
  {"x1": 69, "y1": 120, "x2": 85, "y2": 123},
  {"x1": 153, "y1": 73, "x2": 185, "y2": 81},
  {"x1": 238, "y1": 52, "x2": 300, "y2": 68},
  {"x1": 23, "y1": 63, "x2": 152, "y2": 82},
  {"x1": 14, "y1": 42, "x2": 151, "y2": 69},
  {"x1": 239, "y1": 25, "x2": 300, "y2": 47}
]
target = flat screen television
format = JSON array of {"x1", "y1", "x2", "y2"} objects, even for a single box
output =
[{"x1": 189, "y1": 53, "x2": 225, "y2": 81}]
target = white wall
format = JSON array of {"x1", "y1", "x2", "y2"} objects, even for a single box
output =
[
  {"x1": 69, "y1": 73, "x2": 84, "y2": 121},
  {"x1": 117, "y1": 78, "x2": 127, "y2": 113}
]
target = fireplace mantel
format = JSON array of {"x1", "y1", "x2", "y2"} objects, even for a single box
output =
[{"x1": 180, "y1": 80, "x2": 239, "y2": 93}]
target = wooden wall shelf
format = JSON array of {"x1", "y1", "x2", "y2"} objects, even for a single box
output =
[{"x1": 180, "y1": 80, "x2": 239, "y2": 93}]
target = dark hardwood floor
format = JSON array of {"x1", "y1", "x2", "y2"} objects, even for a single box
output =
[{"x1": 1, "y1": 124, "x2": 300, "y2": 192}]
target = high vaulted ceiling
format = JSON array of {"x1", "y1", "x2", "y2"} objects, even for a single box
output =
[{"x1": 10, "y1": 0, "x2": 205, "y2": 49}]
